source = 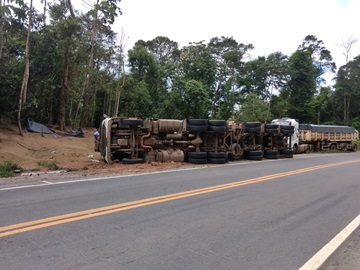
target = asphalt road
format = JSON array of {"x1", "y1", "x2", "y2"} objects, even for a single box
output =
[{"x1": 1, "y1": 153, "x2": 360, "y2": 270}]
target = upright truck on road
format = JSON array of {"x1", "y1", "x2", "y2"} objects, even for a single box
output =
[
  {"x1": 271, "y1": 118, "x2": 359, "y2": 153},
  {"x1": 99, "y1": 117, "x2": 358, "y2": 164}
]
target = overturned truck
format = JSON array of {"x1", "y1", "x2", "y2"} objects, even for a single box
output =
[{"x1": 99, "y1": 117, "x2": 299, "y2": 164}]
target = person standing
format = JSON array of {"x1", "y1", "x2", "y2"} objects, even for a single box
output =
[{"x1": 94, "y1": 129, "x2": 100, "y2": 151}]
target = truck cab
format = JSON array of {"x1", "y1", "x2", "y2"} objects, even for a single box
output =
[{"x1": 271, "y1": 118, "x2": 299, "y2": 152}]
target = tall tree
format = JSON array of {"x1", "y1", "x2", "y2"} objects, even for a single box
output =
[
  {"x1": 207, "y1": 36, "x2": 253, "y2": 119},
  {"x1": 299, "y1": 35, "x2": 336, "y2": 85},
  {"x1": 337, "y1": 36, "x2": 359, "y2": 125},
  {"x1": 79, "y1": 0, "x2": 122, "y2": 127},
  {"x1": 239, "y1": 52, "x2": 288, "y2": 122},
  {"x1": 127, "y1": 41, "x2": 163, "y2": 117},
  {"x1": 334, "y1": 55, "x2": 360, "y2": 125},
  {"x1": 338, "y1": 36, "x2": 359, "y2": 64},
  {"x1": 18, "y1": 0, "x2": 32, "y2": 135},
  {"x1": 58, "y1": 0, "x2": 77, "y2": 131},
  {"x1": 286, "y1": 50, "x2": 317, "y2": 122}
]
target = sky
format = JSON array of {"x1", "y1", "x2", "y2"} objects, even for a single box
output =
[{"x1": 35, "y1": 0, "x2": 360, "y2": 75}]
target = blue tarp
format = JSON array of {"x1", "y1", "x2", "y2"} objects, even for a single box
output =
[
  {"x1": 299, "y1": 124, "x2": 356, "y2": 133},
  {"x1": 26, "y1": 118, "x2": 55, "y2": 134},
  {"x1": 25, "y1": 118, "x2": 84, "y2": 137}
]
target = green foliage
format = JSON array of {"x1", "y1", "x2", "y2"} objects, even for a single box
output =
[
  {"x1": 332, "y1": 55, "x2": 360, "y2": 125},
  {"x1": 235, "y1": 93, "x2": 271, "y2": 122},
  {"x1": 182, "y1": 79, "x2": 210, "y2": 118},
  {"x1": 0, "y1": 161, "x2": 22, "y2": 177},
  {"x1": 37, "y1": 161, "x2": 59, "y2": 170},
  {"x1": 0, "y1": 0, "x2": 358, "y2": 129},
  {"x1": 286, "y1": 50, "x2": 317, "y2": 122},
  {"x1": 120, "y1": 78, "x2": 153, "y2": 117},
  {"x1": 299, "y1": 35, "x2": 336, "y2": 84},
  {"x1": 350, "y1": 117, "x2": 360, "y2": 131}
]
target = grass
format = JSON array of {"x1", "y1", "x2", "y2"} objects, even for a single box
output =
[
  {"x1": 0, "y1": 161, "x2": 22, "y2": 178},
  {"x1": 354, "y1": 140, "x2": 360, "y2": 148},
  {"x1": 37, "y1": 161, "x2": 59, "y2": 170}
]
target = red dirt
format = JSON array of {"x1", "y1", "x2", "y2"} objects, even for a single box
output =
[{"x1": 0, "y1": 124, "x2": 186, "y2": 177}]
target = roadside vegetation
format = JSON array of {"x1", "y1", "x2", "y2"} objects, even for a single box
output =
[
  {"x1": 37, "y1": 161, "x2": 59, "y2": 170},
  {"x1": 0, "y1": 161, "x2": 22, "y2": 178},
  {"x1": 0, "y1": 1, "x2": 359, "y2": 133}
]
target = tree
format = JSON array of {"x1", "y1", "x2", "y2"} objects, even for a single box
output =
[
  {"x1": 127, "y1": 41, "x2": 164, "y2": 117},
  {"x1": 182, "y1": 79, "x2": 209, "y2": 118},
  {"x1": 299, "y1": 35, "x2": 336, "y2": 85},
  {"x1": 239, "y1": 52, "x2": 288, "y2": 122},
  {"x1": 58, "y1": 0, "x2": 77, "y2": 131},
  {"x1": 337, "y1": 36, "x2": 359, "y2": 125},
  {"x1": 112, "y1": 28, "x2": 128, "y2": 117},
  {"x1": 18, "y1": 0, "x2": 33, "y2": 135},
  {"x1": 207, "y1": 36, "x2": 253, "y2": 118},
  {"x1": 309, "y1": 86, "x2": 332, "y2": 124},
  {"x1": 234, "y1": 93, "x2": 270, "y2": 122},
  {"x1": 78, "y1": 0, "x2": 122, "y2": 127},
  {"x1": 338, "y1": 36, "x2": 359, "y2": 64},
  {"x1": 334, "y1": 55, "x2": 360, "y2": 125},
  {"x1": 286, "y1": 50, "x2": 317, "y2": 122}
]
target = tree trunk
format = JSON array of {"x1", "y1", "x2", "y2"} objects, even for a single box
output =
[
  {"x1": 58, "y1": 0, "x2": 75, "y2": 130},
  {"x1": 343, "y1": 95, "x2": 347, "y2": 125},
  {"x1": 59, "y1": 45, "x2": 69, "y2": 131},
  {"x1": 346, "y1": 92, "x2": 351, "y2": 126},
  {"x1": 79, "y1": 19, "x2": 97, "y2": 128},
  {"x1": 114, "y1": 76, "x2": 126, "y2": 117},
  {"x1": 43, "y1": 0, "x2": 46, "y2": 26},
  {"x1": 18, "y1": 0, "x2": 33, "y2": 136},
  {"x1": 0, "y1": 0, "x2": 4, "y2": 61}
]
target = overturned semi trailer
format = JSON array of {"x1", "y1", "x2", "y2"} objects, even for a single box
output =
[{"x1": 99, "y1": 117, "x2": 295, "y2": 164}]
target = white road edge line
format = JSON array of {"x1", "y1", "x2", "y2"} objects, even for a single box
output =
[
  {"x1": 299, "y1": 213, "x2": 360, "y2": 270},
  {"x1": 0, "y1": 167, "x2": 201, "y2": 191},
  {"x1": 0, "y1": 153, "x2": 355, "y2": 191},
  {"x1": 42, "y1": 180, "x2": 52, "y2": 184},
  {"x1": 0, "y1": 159, "x2": 283, "y2": 191}
]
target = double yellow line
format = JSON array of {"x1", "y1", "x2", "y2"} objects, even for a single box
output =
[{"x1": 1, "y1": 159, "x2": 359, "y2": 238}]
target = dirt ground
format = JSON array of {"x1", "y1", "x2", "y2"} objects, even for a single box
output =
[{"x1": 0, "y1": 124, "x2": 187, "y2": 178}]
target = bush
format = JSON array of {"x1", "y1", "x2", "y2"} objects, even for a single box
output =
[
  {"x1": 37, "y1": 161, "x2": 59, "y2": 170},
  {"x1": 0, "y1": 161, "x2": 22, "y2": 177}
]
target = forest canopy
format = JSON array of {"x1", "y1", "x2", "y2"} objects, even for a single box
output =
[{"x1": 0, "y1": 0, "x2": 359, "y2": 131}]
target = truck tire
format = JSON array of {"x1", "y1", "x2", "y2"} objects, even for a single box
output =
[
  {"x1": 280, "y1": 125, "x2": 294, "y2": 131},
  {"x1": 351, "y1": 144, "x2": 357, "y2": 152},
  {"x1": 122, "y1": 119, "x2": 143, "y2": 126},
  {"x1": 187, "y1": 125, "x2": 208, "y2": 132},
  {"x1": 188, "y1": 152, "x2": 207, "y2": 159},
  {"x1": 245, "y1": 126, "x2": 261, "y2": 133},
  {"x1": 188, "y1": 119, "x2": 208, "y2": 126},
  {"x1": 208, "y1": 157, "x2": 226, "y2": 164},
  {"x1": 208, "y1": 120, "x2": 227, "y2": 126},
  {"x1": 265, "y1": 124, "x2": 279, "y2": 134},
  {"x1": 330, "y1": 144, "x2": 337, "y2": 151},
  {"x1": 208, "y1": 152, "x2": 226, "y2": 159},
  {"x1": 265, "y1": 124, "x2": 279, "y2": 129},
  {"x1": 245, "y1": 122, "x2": 261, "y2": 128},
  {"x1": 187, "y1": 157, "x2": 207, "y2": 164},
  {"x1": 246, "y1": 150, "x2": 263, "y2": 156},
  {"x1": 122, "y1": 158, "x2": 144, "y2": 164},
  {"x1": 245, "y1": 150, "x2": 263, "y2": 160},
  {"x1": 265, "y1": 128, "x2": 279, "y2": 134},
  {"x1": 208, "y1": 125, "x2": 227, "y2": 132},
  {"x1": 245, "y1": 155, "x2": 263, "y2": 161},
  {"x1": 280, "y1": 125, "x2": 294, "y2": 135},
  {"x1": 281, "y1": 149, "x2": 294, "y2": 158},
  {"x1": 264, "y1": 150, "x2": 279, "y2": 159}
]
